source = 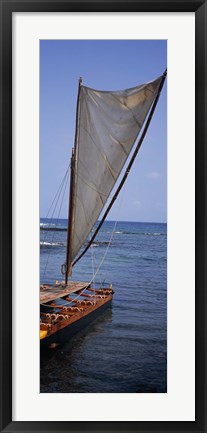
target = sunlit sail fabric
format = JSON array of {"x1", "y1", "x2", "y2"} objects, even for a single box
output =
[{"x1": 71, "y1": 76, "x2": 162, "y2": 262}]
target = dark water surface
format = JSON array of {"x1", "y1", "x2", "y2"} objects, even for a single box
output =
[{"x1": 40, "y1": 219, "x2": 167, "y2": 393}]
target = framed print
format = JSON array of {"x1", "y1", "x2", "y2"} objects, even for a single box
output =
[{"x1": 0, "y1": 1, "x2": 206, "y2": 432}]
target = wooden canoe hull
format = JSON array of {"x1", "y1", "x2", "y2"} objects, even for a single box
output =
[{"x1": 40, "y1": 296, "x2": 112, "y2": 350}]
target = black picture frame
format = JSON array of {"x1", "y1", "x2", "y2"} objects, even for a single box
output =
[{"x1": 0, "y1": 1, "x2": 206, "y2": 432}]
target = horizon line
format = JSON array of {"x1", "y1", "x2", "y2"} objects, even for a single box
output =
[{"x1": 40, "y1": 217, "x2": 167, "y2": 224}]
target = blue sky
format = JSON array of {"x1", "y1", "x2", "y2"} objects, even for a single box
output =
[{"x1": 40, "y1": 40, "x2": 167, "y2": 223}]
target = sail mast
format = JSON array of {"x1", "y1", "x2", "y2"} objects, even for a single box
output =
[
  {"x1": 65, "y1": 77, "x2": 82, "y2": 285},
  {"x1": 72, "y1": 68, "x2": 167, "y2": 267}
]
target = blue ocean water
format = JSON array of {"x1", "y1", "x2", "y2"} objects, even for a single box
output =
[{"x1": 40, "y1": 218, "x2": 167, "y2": 393}]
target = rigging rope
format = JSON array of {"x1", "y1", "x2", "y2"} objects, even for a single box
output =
[
  {"x1": 41, "y1": 166, "x2": 69, "y2": 249},
  {"x1": 41, "y1": 186, "x2": 126, "y2": 307},
  {"x1": 92, "y1": 183, "x2": 126, "y2": 288},
  {"x1": 45, "y1": 167, "x2": 70, "y2": 219},
  {"x1": 42, "y1": 168, "x2": 69, "y2": 280},
  {"x1": 89, "y1": 232, "x2": 95, "y2": 286},
  {"x1": 40, "y1": 219, "x2": 117, "y2": 307}
]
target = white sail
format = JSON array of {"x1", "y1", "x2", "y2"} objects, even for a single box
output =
[{"x1": 71, "y1": 76, "x2": 163, "y2": 263}]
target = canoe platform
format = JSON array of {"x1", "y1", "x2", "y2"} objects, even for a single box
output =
[{"x1": 40, "y1": 281, "x2": 90, "y2": 304}]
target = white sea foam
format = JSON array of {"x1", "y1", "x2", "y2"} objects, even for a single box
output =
[
  {"x1": 40, "y1": 223, "x2": 55, "y2": 227},
  {"x1": 40, "y1": 241, "x2": 66, "y2": 246}
]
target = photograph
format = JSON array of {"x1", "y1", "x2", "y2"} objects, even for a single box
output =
[
  {"x1": 40, "y1": 39, "x2": 167, "y2": 394},
  {"x1": 2, "y1": 2, "x2": 206, "y2": 430}
]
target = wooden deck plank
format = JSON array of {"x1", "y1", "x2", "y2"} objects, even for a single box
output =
[{"x1": 40, "y1": 281, "x2": 90, "y2": 303}]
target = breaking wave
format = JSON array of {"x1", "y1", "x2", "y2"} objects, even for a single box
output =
[
  {"x1": 40, "y1": 226, "x2": 67, "y2": 232},
  {"x1": 122, "y1": 231, "x2": 164, "y2": 236},
  {"x1": 40, "y1": 241, "x2": 66, "y2": 248}
]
